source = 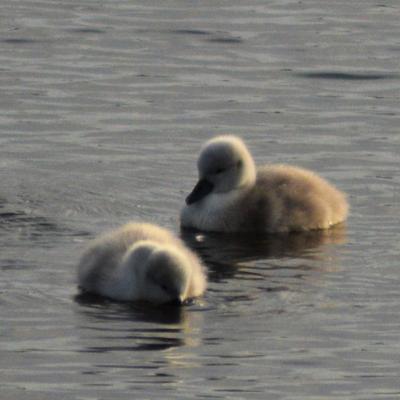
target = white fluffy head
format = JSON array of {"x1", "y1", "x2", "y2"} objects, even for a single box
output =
[
  {"x1": 123, "y1": 241, "x2": 192, "y2": 304},
  {"x1": 186, "y1": 135, "x2": 256, "y2": 204}
]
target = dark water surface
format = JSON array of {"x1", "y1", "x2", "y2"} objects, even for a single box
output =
[{"x1": 1, "y1": 1, "x2": 400, "y2": 399}]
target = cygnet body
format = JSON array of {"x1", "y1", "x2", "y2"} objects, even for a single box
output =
[
  {"x1": 77, "y1": 223, "x2": 207, "y2": 304},
  {"x1": 180, "y1": 135, "x2": 349, "y2": 233}
]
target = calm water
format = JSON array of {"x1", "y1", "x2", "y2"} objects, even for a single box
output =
[{"x1": 1, "y1": 1, "x2": 400, "y2": 399}]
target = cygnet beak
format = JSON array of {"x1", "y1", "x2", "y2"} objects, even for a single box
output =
[
  {"x1": 169, "y1": 296, "x2": 185, "y2": 306},
  {"x1": 186, "y1": 179, "x2": 214, "y2": 205}
]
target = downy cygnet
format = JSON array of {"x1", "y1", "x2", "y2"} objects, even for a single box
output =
[
  {"x1": 78, "y1": 222, "x2": 207, "y2": 304},
  {"x1": 180, "y1": 135, "x2": 348, "y2": 233}
]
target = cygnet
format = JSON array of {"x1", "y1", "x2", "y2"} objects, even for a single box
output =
[
  {"x1": 180, "y1": 135, "x2": 348, "y2": 233},
  {"x1": 77, "y1": 222, "x2": 207, "y2": 304}
]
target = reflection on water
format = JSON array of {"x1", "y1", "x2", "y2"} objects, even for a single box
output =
[
  {"x1": 181, "y1": 224, "x2": 347, "y2": 281},
  {"x1": 74, "y1": 292, "x2": 204, "y2": 354},
  {"x1": 81, "y1": 338, "x2": 186, "y2": 353},
  {"x1": 75, "y1": 292, "x2": 188, "y2": 326}
]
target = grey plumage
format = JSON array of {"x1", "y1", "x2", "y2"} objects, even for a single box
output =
[{"x1": 181, "y1": 135, "x2": 348, "y2": 233}]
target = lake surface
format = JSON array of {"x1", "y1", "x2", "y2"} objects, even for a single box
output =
[{"x1": 1, "y1": 1, "x2": 400, "y2": 399}]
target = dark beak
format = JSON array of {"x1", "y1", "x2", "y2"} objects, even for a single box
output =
[
  {"x1": 169, "y1": 297, "x2": 184, "y2": 306},
  {"x1": 185, "y1": 179, "x2": 214, "y2": 205}
]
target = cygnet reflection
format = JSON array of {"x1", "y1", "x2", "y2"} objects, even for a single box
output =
[{"x1": 181, "y1": 224, "x2": 347, "y2": 281}]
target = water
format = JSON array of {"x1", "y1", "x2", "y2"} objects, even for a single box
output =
[{"x1": 1, "y1": 0, "x2": 400, "y2": 398}]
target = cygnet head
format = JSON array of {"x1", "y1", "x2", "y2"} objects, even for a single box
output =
[
  {"x1": 129, "y1": 241, "x2": 192, "y2": 305},
  {"x1": 186, "y1": 135, "x2": 257, "y2": 205}
]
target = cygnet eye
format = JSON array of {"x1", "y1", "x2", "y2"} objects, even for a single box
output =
[
  {"x1": 160, "y1": 283, "x2": 169, "y2": 292},
  {"x1": 214, "y1": 167, "x2": 226, "y2": 175}
]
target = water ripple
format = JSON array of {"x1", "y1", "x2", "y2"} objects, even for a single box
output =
[{"x1": 296, "y1": 71, "x2": 398, "y2": 80}]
